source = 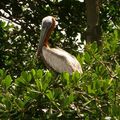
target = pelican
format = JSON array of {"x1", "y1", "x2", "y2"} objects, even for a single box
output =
[{"x1": 37, "y1": 16, "x2": 83, "y2": 74}]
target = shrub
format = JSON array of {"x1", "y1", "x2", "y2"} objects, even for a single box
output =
[{"x1": 0, "y1": 29, "x2": 120, "y2": 119}]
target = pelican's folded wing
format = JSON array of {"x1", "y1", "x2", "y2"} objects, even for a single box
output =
[{"x1": 42, "y1": 46, "x2": 83, "y2": 74}]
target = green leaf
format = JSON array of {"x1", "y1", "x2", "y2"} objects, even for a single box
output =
[
  {"x1": 0, "y1": 69, "x2": 6, "y2": 82},
  {"x1": 15, "y1": 76, "x2": 26, "y2": 85},
  {"x1": 35, "y1": 79, "x2": 42, "y2": 91},
  {"x1": 115, "y1": 63, "x2": 120, "y2": 77},
  {"x1": 53, "y1": 88, "x2": 62, "y2": 99},
  {"x1": 84, "y1": 52, "x2": 91, "y2": 64},
  {"x1": 63, "y1": 72, "x2": 69, "y2": 81},
  {"x1": 2, "y1": 97, "x2": 11, "y2": 109},
  {"x1": 38, "y1": 71, "x2": 52, "y2": 91},
  {"x1": 72, "y1": 71, "x2": 80, "y2": 81},
  {"x1": 114, "y1": 29, "x2": 118, "y2": 41},
  {"x1": 87, "y1": 85, "x2": 95, "y2": 94},
  {"x1": 77, "y1": 54, "x2": 83, "y2": 65},
  {"x1": 62, "y1": 72, "x2": 70, "y2": 86},
  {"x1": 31, "y1": 69, "x2": 36, "y2": 76},
  {"x1": 63, "y1": 93, "x2": 74, "y2": 107},
  {"x1": 0, "y1": 21, "x2": 6, "y2": 28},
  {"x1": 36, "y1": 69, "x2": 43, "y2": 78},
  {"x1": 91, "y1": 42, "x2": 98, "y2": 53},
  {"x1": 14, "y1": 98, "x2": 25, "y2": 109},
  {"x1": 0, "y1": 69, "x2": 4, "y2": 77},
  {"x1": 2, "y1": 75, "x2": 12, "y2": 88},
  {"x1": 45, "y1": 72, "x2": 52, "y2": 81},
  {"x1": 21, "y1": 71, "x2": 31, "y2": 82},
  {"x1": 46, "y1": 90, "x2": 54, "y2": 101}
]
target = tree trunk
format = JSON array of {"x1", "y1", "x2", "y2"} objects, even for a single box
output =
[{"x1": 85, "y1": 0, "x2": 102, "y2": 45}]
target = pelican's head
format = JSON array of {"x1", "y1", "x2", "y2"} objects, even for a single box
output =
[
  {"x1": 42, "y1": 16, "x2": 56, "y2": 30},
  {"x1": 37, "y1": 16, "x2": 57, "y2": 57}
]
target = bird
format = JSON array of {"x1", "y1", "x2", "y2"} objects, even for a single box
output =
[{"x1": 36, "y1": 16, "x2": 83, "y2": 74}]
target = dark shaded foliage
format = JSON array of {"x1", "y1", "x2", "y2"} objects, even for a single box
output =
[{"x1": 0, "y1": 0, "x2": 119, "y2": 76}]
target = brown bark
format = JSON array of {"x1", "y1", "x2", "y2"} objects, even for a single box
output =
[{"x1": 85, "y1": 0, "x2": 102, "y2": 45}]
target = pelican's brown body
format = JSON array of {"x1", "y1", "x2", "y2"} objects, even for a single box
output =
[{"x1": 37, "y1": 16, "x2": 83, "y2": 74}]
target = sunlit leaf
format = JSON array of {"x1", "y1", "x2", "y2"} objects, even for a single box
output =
[
  {"x1": 31, "y1": 69, "x2": 36, "y2": 76},
  {"x1": 63, "y1": 93, "x2": 74, "y2": 107},
  {"x1": 46, "y1": 90, "x2": 54, "y2": 101},
  {"x1": 37, "y1": 69, "x2": 43, "y2": 78},
  {"x1": 21, "y1": 71, "x2": 32, "y2": 82},
  {"x1": 2, "y1": 75, "x2": 12, "y2": 88},
  {"x1": 62, "y1": 72, "x2": 70, "y2": 85},
  {"x1": 35, "y1": 79, "x2": 42, "y2": 91}
]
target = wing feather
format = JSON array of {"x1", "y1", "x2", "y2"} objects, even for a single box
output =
[{"x1": 42, "y1": 46, "x2": 82, "y2": 74}]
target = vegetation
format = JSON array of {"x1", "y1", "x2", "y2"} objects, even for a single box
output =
[
  {"x1": 0, "y1": 0, "x2": 120, "y2": 119},
  {"x1": 0, "y1": 28, "x2": 120, "y2": 119}
]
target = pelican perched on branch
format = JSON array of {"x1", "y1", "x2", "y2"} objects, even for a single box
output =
[{"x1": 37, "y1": 16, "x2": 83, "y2": 74}]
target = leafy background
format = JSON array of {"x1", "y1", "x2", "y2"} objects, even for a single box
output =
[{"x1": 0, "y1": 0, "x2": 120, "y2": 119}]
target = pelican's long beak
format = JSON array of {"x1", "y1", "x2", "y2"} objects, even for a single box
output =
[{"x1": 36, "y1": 27, "x2": 49, "y2": 58}]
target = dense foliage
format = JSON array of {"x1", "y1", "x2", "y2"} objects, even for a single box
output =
[
  {"x1": 0, "y1": 29, "x2": 120, "y2": 119},
  {"x1": 0, "y1": 0, "x2": 120, "y2": 119},
  {"x1": 0, "y1": 0, "x2": 120, "y2": 76}
]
